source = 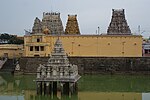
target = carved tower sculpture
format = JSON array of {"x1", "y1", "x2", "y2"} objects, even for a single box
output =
[
  {"x1": 65, "y1": 15, "x2": 80, "y2": 35},
  {"x1": 107, "y1": 9, "x2": 131, "y2": 35}
]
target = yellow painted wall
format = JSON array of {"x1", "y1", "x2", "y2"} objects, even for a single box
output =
[
  {"x1": 0, "y1": 44, "x2": 23, "y2": 59},
  {"x1": 24, "y1": 34, "x2": 142, "y2": 57}
]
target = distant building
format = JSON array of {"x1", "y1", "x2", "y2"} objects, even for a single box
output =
[
  {"x1": 142, "y1": 38, "x2": 150, "y2": 56},
  {"x1": 65, "y1": 15, "x2": 80, "y2": 35},
  {"x1": 0, "y1": 44, "x2": 23, "y2": 59},
  {"x1": 143, "y1": 43, "x2": 150, "y2": 56}
]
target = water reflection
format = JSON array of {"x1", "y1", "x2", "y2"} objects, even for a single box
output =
[
  {"x1": 142, "y1": 93, "x2": 150, "y2": 100},
  {"x1": 0, "y1": 96, "x2": 24, "y2": 100},
  {"x1": 0, "y1": 73, "x2": 150, "y2": 100},
  {"x1": 79, "y1": 92, "x2": 141, "y2": 100}
]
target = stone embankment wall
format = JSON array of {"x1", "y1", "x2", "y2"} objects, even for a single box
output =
[
  {"x1": 19, "y1": 57, "x2": 150, "y2": 75},
  {"x1": 0, "y1": 59, "x2": 15, "y2": 73}
]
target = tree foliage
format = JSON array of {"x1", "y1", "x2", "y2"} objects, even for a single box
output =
[{"x1": 0, "y1": 33, "x2": 24, "y2": 44}]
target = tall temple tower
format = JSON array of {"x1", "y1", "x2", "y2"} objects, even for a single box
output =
[
  {"x1": 107, "y1": 9, "x2": 131, "y2": 35},
  {"x1": 32, "y1": 17, "x2": 43, "y2": 34},
  {"x1": 42, "y1": 12, "x2": 64, "y2": 35},
  {"x1": 65, "y1": 15, "x2": 80, "y2": 35},
  {"x1": 32, "y1": 12, "x2": 64, "y2": 35}
]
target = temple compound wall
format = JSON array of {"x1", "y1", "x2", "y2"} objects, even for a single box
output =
[
  {"x1": 19, "y1": 57, "x2": 150, "y2": 75},
  {"x1": 24, "y1": 9, "x2": 142, "y2": 57},
  {"x1": 24, "y1": 35, "x2": 142, "y2": 57}
]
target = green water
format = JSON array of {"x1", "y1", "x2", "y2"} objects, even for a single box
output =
[
  {"x1": 0, "y1": 73, "x2": 150, "y2": 100},
  {"x1": 79, "y1": 75, "x2": 150, "y2": 92}
]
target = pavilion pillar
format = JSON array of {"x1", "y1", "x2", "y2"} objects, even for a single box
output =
[
  {"x1": 70, "y1": 82, "x2": 78, "y2": 100},
  {"x1": 63, "y1": 82, "x2": 69, "y2": 96},
  {"x1": 53, "y1": 82, "x2": 57, "y2": 97},
  {"x1": 36, "y1": 82, "x2": 40, "y2": 95},
  {"x1": 49, "y1": 83, "x2": 52, "y2": 96},
  {"x1": 37, "y1": 82, "x2": 42, "y2": 95},
  {"x1": 61, "y1": 82, "x2": 70, "y2": 100},
  {"x1": 74, "y1": 82, "x2": 78, "y2": 95},
  {"x1": 44, "y1": 82, "x2": 46, "y2": 95},
  {"x1": 44, "y1": 82, "x2": 51, "y2": 95}
]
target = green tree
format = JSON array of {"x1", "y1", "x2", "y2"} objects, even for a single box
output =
[
  {"x1": 0, "y1": 33, "x2": 11, "y2": 43},
  {"x1": 0, "y1": 33, "x2": 24, "y2": 44}
]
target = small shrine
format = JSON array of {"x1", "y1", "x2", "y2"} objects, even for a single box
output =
[{"x1": 35, "y1": 38, "x2": 81, "y2": 98}]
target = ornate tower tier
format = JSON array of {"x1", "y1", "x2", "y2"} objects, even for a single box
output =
[
  {"x1": 65, "y1": 15, "x2": 80, "y2": 35},
  {"x1": 32, "y1": 17, "x2": 42, "y2": 34},
  {"x1": 107, "y1": 9, "x2": 131, "y2": 35}
]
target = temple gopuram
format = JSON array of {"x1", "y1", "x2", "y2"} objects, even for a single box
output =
[
  {"x1": 65, "y1": 15, "x2": 80, "y2": 35},
  {"x1": 32, "y1": 12, "x2": 64, "y2": 35},
  {"x1": 107, "y1": 9, "x2": 131, "y2": 34}
]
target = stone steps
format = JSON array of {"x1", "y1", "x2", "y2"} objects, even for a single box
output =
[{"x1": 0, "y1": 59, "x2": 15, "y2": 73}]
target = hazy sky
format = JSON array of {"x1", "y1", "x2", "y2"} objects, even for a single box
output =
[{"x1": 0, "y1": 0, "x2": 150, "y2": 37}]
